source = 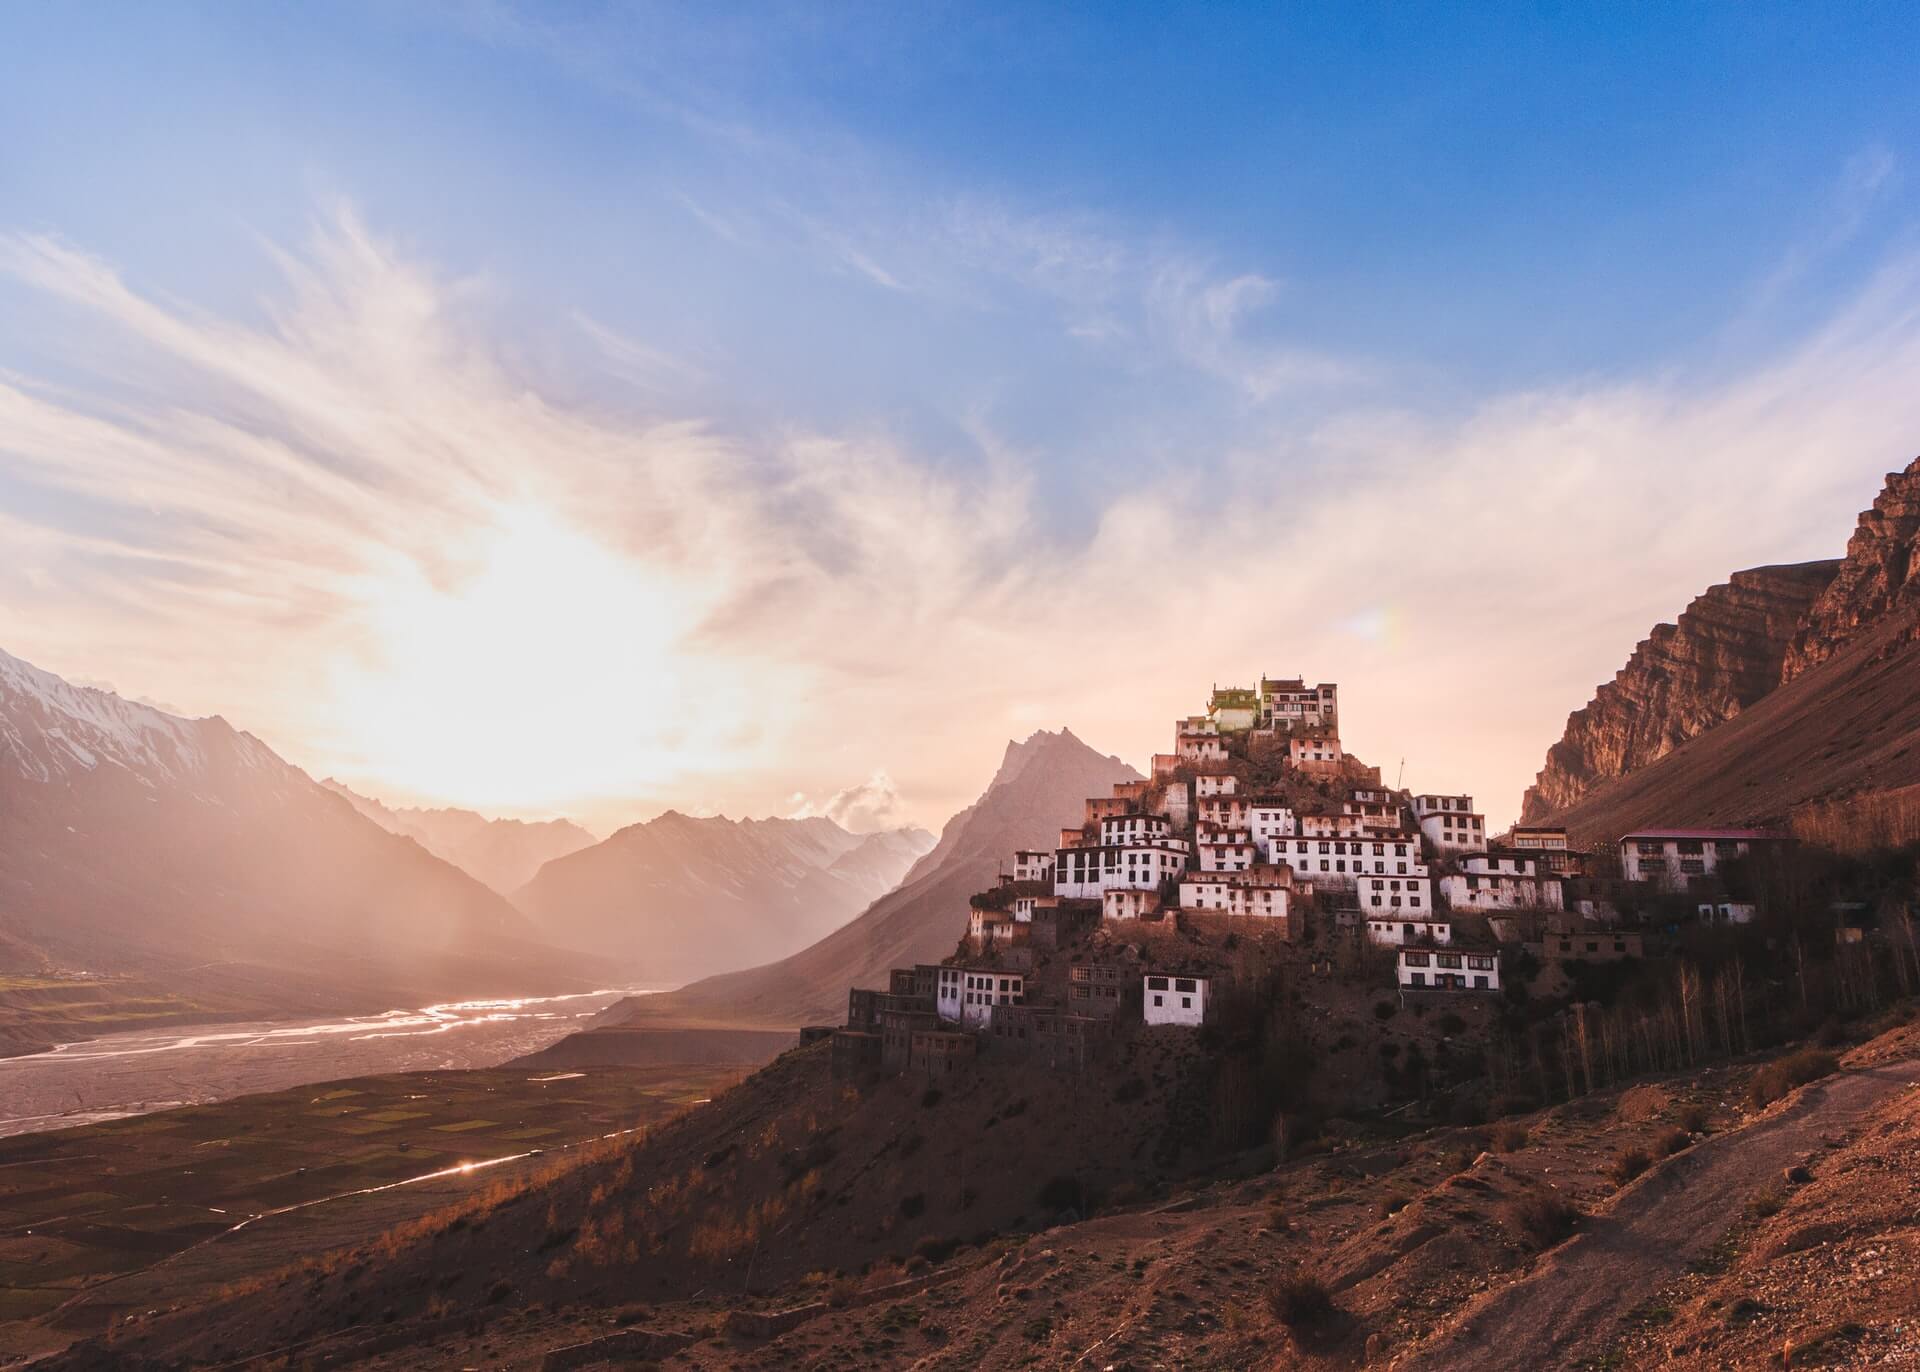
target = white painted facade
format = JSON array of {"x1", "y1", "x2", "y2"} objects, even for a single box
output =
[
  {"x1": 1178, "y1": 877, "x2": 1288, "y2": 920},
  {"x1": 1298, "y1": 812, "x2": 1370, "y2": 839},
  {"x1": 1196, "y1": 794, "x2": 1251, "y2": 829},
  {"x1": 1276, "y1": 836, "x2": 1423, "y2": 886},
  {"x1": 1248, "y1": 801, "x2": 1296, "y2": 861},
  {"x1": 1287, "y1": 735, "x2": 1343, "y2": 768},
  {"x1": 1012, "y1": 849, "x2": 1054, "y2": 883},
  {"x1": 944, "y1": 969, "x2": 1024, "y2": 1028},
  {"x1": 1398, "y1": 947, "x2": 1500, "y2": 992},
  {"x1": 1143, "y1": 974, "x2": 1208, "y2": 1026},
  {"x1": 1417, "y1": 809, "x2": 1486, "y2": 854},
  {"x1": 1366, "y1": 914, "x2": 1452, "y2": 946},
  {"x1": 1053, "y1": 842, "x2": 1190, "y2": 898},
  {"x1": 1440, "y1": 870, "x2": 1564, "y2": 912},
  {"x1": 1178, "y1": 732, "x2": 1229, "y2": 765},
  {"x1": 1360, "y1": 873, "x2": 1433, "y2": 916},
  {"x1": 1099, "y1": 813, "x2": 1174, "y2": 848},
  {"x1": 1621, "y1": 830, "x2": 1772, "y2": 885},
  {"x1": 1198, "y1": 840, "x2": 1259, "y2": 873},
  {"x1": 1259, "y1": 679, "x2": 1338, "y2": 731},
  {"x1": 1697, "y1": 901, "x2": 1758, "y2": 925},
  {"x1": 1102, "y1": 888, "x2": 1163, "y2": 920},
  {"x1": 1195, "y1": 774, "x2": 1240, "y2": 798}
]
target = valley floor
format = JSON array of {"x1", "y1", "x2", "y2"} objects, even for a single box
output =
[
  {"x1": 33, "y1": 1016, "x2": 1917, "y2": 1371},
  {"x1": 0, "y1": 987, "x2": 640, "y2": 1139},
  {"x1": 0, "y1": 1064, "x2": 741, "y2": 1364}
]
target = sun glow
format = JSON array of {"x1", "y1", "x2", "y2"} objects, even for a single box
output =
[{"x1": 324, "y1": 506, "x2": 756, "y2": 812}]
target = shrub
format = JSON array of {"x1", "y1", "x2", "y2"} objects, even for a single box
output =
[
  {"x1": 1372, "y1": 1001, "x2": 1398, "y2": 1021},
  {"x1": 1438, "y1": 1013, "x2": 1467, "y2": 1035},
  {"x1": 1676, "y1": 1102, "x2": 1711, "y2": 1134},
  {"x1": 1036, "y1": 1175, "x2": 1085, "y2": 1213},
  {"x1": 1609, "y1": 1147, "x2": 1652, "y2": 1187},
  {"x1": 1509, "y1": 1192, "x2": 1580, "y2": 1250},
  {"x1": 1112, "y1": 1076, "x2": 1148, "y2": 1104},
  {"x1": 913, "y1": 1235, "x2": 961, "y2": 1265},
  {"x1": 1747, "y1": 1049, "x2": 1839, "y2": 1110},
  {"x1": 920, "y1": 1087, "x2": 944, "y2": 1108},
  {"x1": 1265, "y1": 1269, "x2": 1337, "y2": 1328},
  {"x1": 898, "y1": 1192, "x2": 926, "y2": 1219},
  {"x1": 1746, "y1": 1182, "x2": 1785, "y2": 1219},
  {"x1": 1654, "y1": 1126, "x2": 1691, "y2": 1157},
  {"x1": 1491, "y1": 1122, "x2": 1530, "y2": 1153}
]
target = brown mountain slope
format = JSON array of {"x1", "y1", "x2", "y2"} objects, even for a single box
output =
[
  {"x1": 1783, "y1": 454, "x2": 1920, "y2": 678},
  {"x1": 0, "y1": 648, "x2": 594, "y2": 1011},
  {"x1": 1519, "y1": 561, "x2": 1839, "y2": 824},
  {"x1": 607, "y1": 728, "x2": 1137, "y2": 1029},
  {"x1": 1546, "y1": 603, "x2": 1920, "y2": 845},
  {"x1": 320, "y1": 780, "x2": 596, "y2": 897},
  {"x1": 1525, "y1": 456, "x2": 1920, "y2": 833},
  {"x1": 511, "y1": 814, "x2": 932, "y2": 986}
]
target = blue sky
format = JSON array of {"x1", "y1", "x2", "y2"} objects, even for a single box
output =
[{"x1": 3, "y1": 3, "x2": 1920, "y2": 831}]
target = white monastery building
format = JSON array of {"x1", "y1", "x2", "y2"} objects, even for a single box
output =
[
  {"x1": 1397, "y1": 947, "x2": 1501, "y2": 992},
  {"x1": 1620, "y1": 829, "x2": 1777, "y2": 885},
  {"x1": 1143, "y1": 974, "x2": 1209, "y2": 1026}
]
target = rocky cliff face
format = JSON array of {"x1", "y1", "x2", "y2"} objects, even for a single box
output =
[
  {"x1": 1523, "y1": 457, "x2": 1920, "y2": 826},
  {"x1": 1782, "y1": 456, "x2": 1920, "y2": 681},
  {"x1": 1519, "y1": 561, "x2": 1839, "y2": 823}
]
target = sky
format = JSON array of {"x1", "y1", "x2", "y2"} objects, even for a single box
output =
[{"x1": 5, "y1": 3, "x2": 1920, "y2": 836}]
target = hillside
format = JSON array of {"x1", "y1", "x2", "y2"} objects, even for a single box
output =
[
  {"x1": 41, "y1": 1007, "x2": 1920, "y2": 1371},
  {"x1": 1519, "y1": 562, "x2": 1839, "y2": 823},
  {"x1": 0, "y1": 648, "x2": 594, "y2": 1012},
  {"x1": 1525, "y1": 456, "x2": 1920, "y2": 838},
  {"x1": 513, "y1": 814, "x2": 933, "y2": 986},
  {"x1": 320, "y1": 781, "x2": 596, "y2": 897},
  {"x1": 604, "y1": 728, "x2": 1136, "y2": 1029},
  {"x1": 1543, "y1": 604, "x2": 1920, "y2": 845}
]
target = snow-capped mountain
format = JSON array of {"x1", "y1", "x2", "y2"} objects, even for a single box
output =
[
  {"x1": 513, "y1": 811, "x2": 935, "y2": 985},
  {"x1": 0, "y1": 648, "x2": 285, "y2": 791},
  {"x1": 0, "y1": 648, "x2": 593, "y2": 1007},
  {"x1": 321, "y1": 780, "x2": 597, "y2": 897}
]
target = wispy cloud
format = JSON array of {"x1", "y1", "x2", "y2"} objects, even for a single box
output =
[{"x1": 5, "y1": 209, "x2": 1920, "y2": 831}]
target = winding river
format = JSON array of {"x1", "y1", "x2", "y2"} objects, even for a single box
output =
[{"x1": 0, "y1": 987, "x2": 651, "y2": 1138}]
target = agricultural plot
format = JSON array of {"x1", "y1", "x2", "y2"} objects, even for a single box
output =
[{"x1": 0, "y1": 1065, "x2": 737, "y2": 1331}]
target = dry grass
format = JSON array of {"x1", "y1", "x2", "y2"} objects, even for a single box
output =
[
  {"x1": 1747, "y1": 1049, "x2": 1839, "y2": 1110},
  {"x1": 1491, "y1": 1122, "x2": 1531, "y2": 1153},
  {"x1": 1790, "y1": 785, "x2": 1920, "y2": 852},
  {"x1": 1508, "y1": 1191, "x2": 1581, "y2": 1250},
  {"x1": 1608, "y1": 1147, "x2": 1653, "y2": 1187}
]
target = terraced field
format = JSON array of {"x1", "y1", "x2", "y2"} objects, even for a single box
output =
[{"x1": 0, "y1": 1064, "x2": 740, "y2": 1356}]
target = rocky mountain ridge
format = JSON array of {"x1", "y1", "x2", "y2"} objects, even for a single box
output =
[{"x1": 1523, "y1": 457, "x2": 1920, "y2": 831}]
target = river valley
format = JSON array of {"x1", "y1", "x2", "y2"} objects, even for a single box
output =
[{"x1": 0, "y1": 987, "x2": 650, "y2": 1138}]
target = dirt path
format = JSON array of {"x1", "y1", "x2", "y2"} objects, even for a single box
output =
[{"x1": 1401, "y1": 1058, "x2": 1920, "y2": 1372}]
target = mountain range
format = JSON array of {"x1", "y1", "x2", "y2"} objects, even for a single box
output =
[
  {"x1": 513, "y1": 812, "x2": 933, "y2": 986},
  {"x1": 0, "y1": 649, "x2": 594, "y2": 1011},
  {"x1": 600, "y1": 726, "x2": 1136, "y2": 1030},
  {"x1": 320, "y1": 780, "x2": 597, "y2": 897},
  {"x1": 1522, "y1": 456, "x2": 1920, "y2": 841}
]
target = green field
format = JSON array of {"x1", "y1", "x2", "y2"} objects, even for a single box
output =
[{"x1": 0, "y1": 1065, "x2": 739, "y2": 1328}]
